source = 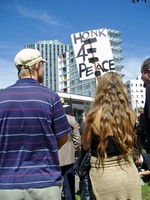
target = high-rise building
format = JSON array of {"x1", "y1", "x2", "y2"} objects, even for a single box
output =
[
  {"x1": 24, "y1": 40, "x2": 72, "y2": 91},
  {"x1": 125, "y1": 76, "x2": 145, "y2": 112},
  {"x1": 58, "y1": 29, "x2": 124, "y2": 97}
]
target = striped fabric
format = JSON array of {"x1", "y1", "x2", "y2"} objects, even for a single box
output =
[{"x1": 0, "y1": 78, "x2": 71, "y2": 189}]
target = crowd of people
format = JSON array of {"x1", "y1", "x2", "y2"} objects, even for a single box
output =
[{"x1": 0, "y1": 48, "x2": 150, "y2": 200}]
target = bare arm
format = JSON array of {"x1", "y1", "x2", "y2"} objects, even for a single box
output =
[
  {"x1": 82, "y1": 130, "x2": 92, "y2": 151},
  {"x1": 56, "y1": 134, "x2": 68, "y2": 150},
  {"x1": 82, "y1": 108, "x2": 102, "y2": 151},
  {"x1": 82, "y1": 113, "x2": 92, "y2": 151},
  {"x1": 139, "y1": 170, "x2": 150, "y2": 176}
]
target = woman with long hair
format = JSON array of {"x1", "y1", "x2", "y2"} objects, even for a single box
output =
[{"x1": 82, "y1": 72, "x2": 142, "y2": 200}]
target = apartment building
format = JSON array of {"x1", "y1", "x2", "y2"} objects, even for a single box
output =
[{"x1": 125, "y1": 76, "x2": 145, "y2": 112}]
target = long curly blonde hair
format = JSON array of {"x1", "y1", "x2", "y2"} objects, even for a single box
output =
[{"x1": 82, "y1": 72, "x2": 137, "y2": 163}]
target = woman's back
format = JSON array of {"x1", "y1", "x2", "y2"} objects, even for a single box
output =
[
  {"x1": 88, "y1": 109, "x2": 141, "y2": 200},
  {"x1": 81, "y1": 72, "x2": 141, "y2": 200}
]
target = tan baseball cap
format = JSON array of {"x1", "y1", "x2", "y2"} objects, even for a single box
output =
[
  {"x1": 60, "y1": 98, "x2": 70, "y2": 108},
  {"x1": 14, "y1": 48, "x2": 47, "y2": 67}
]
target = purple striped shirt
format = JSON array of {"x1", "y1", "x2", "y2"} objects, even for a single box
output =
[{"x1": 0, "y1": 78, "x2": 71, "y2": 189}]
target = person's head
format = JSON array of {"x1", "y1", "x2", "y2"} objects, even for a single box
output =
[
  {"x1": 94, "y1": 71, "x2": 128, "y2": 108},
  {"x1": 133, "y1": 153, "x2": 142, "y2": 167},
  {"x1": 141, "y1": 58, "x2": 150, "y2": 87},
  {"x1": 14, "y1": 49, "x2": 47, "y2": 83}
]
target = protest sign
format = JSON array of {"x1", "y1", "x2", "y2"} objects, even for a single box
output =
[{"x1": 71, "y1": 28, "x2": 115, "y2": 80}]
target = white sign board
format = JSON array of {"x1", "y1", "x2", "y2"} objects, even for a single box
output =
[{"x1": 71, "y1": 28, "x2": 115, "y2": 80}]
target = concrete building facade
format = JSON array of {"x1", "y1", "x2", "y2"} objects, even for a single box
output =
[{"x1": 125, "y1": 76, "x2": 145, "y2": 113}]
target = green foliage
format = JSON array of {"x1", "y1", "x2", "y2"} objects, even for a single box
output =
[
  {"x1": 75, "y1": 191, "x2": 81, "y2": 200},
  {"x1": 138, "y1": 107, "x2": 144, "y2": 111},
  {"x1": 142, "y1": 183, "x2": 150, "y2": 200}
]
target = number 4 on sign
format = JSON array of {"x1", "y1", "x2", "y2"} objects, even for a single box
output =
[{"x1": 76, "y1": 44, "x2": 88, "y2": 62}]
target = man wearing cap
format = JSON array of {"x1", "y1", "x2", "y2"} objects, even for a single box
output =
[{"x1": 0, "y1": 48, "x2": 71, "y2": 200}]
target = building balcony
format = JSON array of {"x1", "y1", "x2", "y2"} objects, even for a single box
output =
[
  {"x1": 111, "y1": 46, "x2": 123, "y2": 52},
  {"x1": 107, "y1": 29, "x2": 121, "y2": 36},
  {"x1": 115, "y1": 64, "x2": 124, "y2": 69},
  {"x1": 109, "y1": 38, "x2": 122, "y2": 44},
  {"x1": 113, "y1": 55, "x2": 123, "y2": 60}
]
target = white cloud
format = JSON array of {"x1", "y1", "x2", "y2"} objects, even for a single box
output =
[
  {"x1": 0, "y1": 58, "x2": 18, "y2": 89},
  {"x1": 121, "y1": 43, "x2": 150, "y2": 83},
  {"x1": 122, "y1": 54, "x2": 149, "y2": 83},
  {"x1": 122, "y1": 58, "x2": 141, "y2": 82},
  {"x1": 7, "y1": 4, "x2": 60, "y2": 26}
]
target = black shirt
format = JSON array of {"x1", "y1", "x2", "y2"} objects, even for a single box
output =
[
  {"x1": 144, "y1": 84, "x2": 150, "y2": 143},
  {"x1": 91, "y1": 134, "x2": 120, "y2": 158}
]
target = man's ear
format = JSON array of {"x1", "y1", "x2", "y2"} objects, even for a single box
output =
[
  {"x1": 35, "y1": 62, "x2": 40, "y2": 71},
  {"x1": 147, "y1": 69, "x2": 150, "y2": 78}
]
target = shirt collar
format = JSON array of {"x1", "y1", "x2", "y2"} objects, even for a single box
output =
[{"x1": 140, "y1": 155, "x2": 143, "y2": 164}]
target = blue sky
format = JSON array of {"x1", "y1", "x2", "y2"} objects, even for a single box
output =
[{"x1": 0, "y1": 0, "x2": 150, "y2": 88}]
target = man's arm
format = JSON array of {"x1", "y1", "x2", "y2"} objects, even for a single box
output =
[
  {"x1": 139, "y1": 170, "x2": 150, "y2": 176},
  {"x1": 67, "y1": 115, "x2": 81, "y2": 151},
  {"x1": 56, "y1": 134, "x2": 68, "y2": 150}
]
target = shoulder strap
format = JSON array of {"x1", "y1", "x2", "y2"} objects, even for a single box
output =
[{"x1": 93, "y1": 123, "x2": 100, "y2": 133}]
